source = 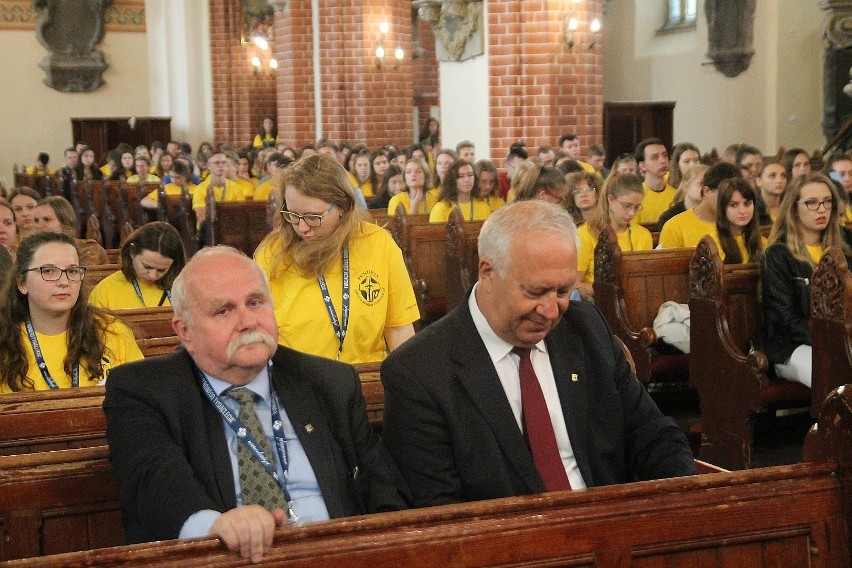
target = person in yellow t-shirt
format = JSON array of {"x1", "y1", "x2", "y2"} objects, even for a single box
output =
[
  {"x1": 141, "y1": 161, "x2": 196, "y2": 210},
  {"x1": 192, "y1": 150, "x2": 247, "y2": 224},
  {"x1": 575, "y1": 173, "x2": 653, "y2": 300},
  {"x1": 474, "y1": 159, "x2": 506, "y2": 212},
  {"x1": 429, "y1": 160, "x2": 492, "y2": 223},
  {"x1": 126, "y1": 156, "x2": 162, "y2": 185},
  {"x1": 350, "y1": 149, "x2": 373, "y2": 198},
  {"x1": 89, "y1": 222, "x2": 186, "y2": 310},
  {"x1": 252, "y1": 117, "x2": 279, "y2": 149},
  {"x1": 388, "y1": 156, "x2": 436, "y2": 215},
  {"x1": 635, "y1": 138, "x2": 676, "y2": 225},
  {"x1": 713, "y1": 178, "x2": 766, "y2": 264},
  {"x1": 255, "y1": 154, "x2": 419, "y2": 364},
  {"x1": 0, "y1": 232, "x2": 143, "y2": 392},
  {"x1": 509, "y1": 161, "x2": 570, "y2": 205},
  {"x1": 253, "y1": 151, "x2": 293, "y2": 202},
  {"x1": 762, "y1": 172, "x2": 850, "y2": 389}
]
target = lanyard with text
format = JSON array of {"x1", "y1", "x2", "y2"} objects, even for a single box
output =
[
  {"x1": 25, "y1": 319, "x2": 78, "y2": 389},
  {"x1": 131, "y1": 277, "x2": 172, "y2": 307},
  {"x1": 317, "y1": 243, "x2": 349, "y2": 361},
  {"x1": 197, "y1": 363, "x2": 298, "y2": 523}
]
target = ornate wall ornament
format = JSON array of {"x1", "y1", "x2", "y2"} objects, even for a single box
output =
[
  {"x1": 689, "y1": 238, "x2": 722, "y2": 302},
  {"x1": 594, "y1": 227, "x2": 618, "y2": 286},
  {"x1": 821, "y1": 0, "x2": 852, "y2": 49},
  {"x1": 32, "y1": 0, "x2": 113, "y2": 92},
  {"x1": 413, "y1": 0, "x2": 483, "y2": 62},
  {"x1": 1, "y1": 0, "x2": 141, "y2": 31},
  {"x1": 811, "y1": 247, "x2": 852, "y2": 322},
  {"x1": 705, "y1": 0, "x2": 756, "y2": 78}
]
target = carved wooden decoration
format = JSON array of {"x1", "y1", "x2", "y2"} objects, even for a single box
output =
[
  {"x1": 689, "y1": 236, "x2": 723, "y2": 303},
  {"x1": 32, "y1": 0, "x2": 113, "y2": 92},
  {"x1": 811, "y1": 246, "x2": 852, "y2": 323},
  {"x1": 705, "y1": 0, "x2": 756, "y2": 78},
  {"x1": 414, "y1": 0, "x2": 484, "y2": 62},
  {"x1": 593, "y1": 225, "x2": 619, "y2": 286}
]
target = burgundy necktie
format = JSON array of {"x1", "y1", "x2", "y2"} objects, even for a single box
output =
[{"x1": 513, "y1": 347, "x2": 571, "y2": 491}]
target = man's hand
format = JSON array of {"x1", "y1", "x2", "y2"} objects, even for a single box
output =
[{"x1": 210, "y1": 505, "x2": 287, "y2": 563}]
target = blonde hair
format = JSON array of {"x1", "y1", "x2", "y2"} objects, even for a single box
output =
[
  {"x1": 587, "y1": 173, "x2": 644, "y2": 237},
  {"x1": 671, "y1": 164, "x2": 709, "y2": 208},
  {"x1": 259, "y1": 154, "x2": 370, "y2": 277}
]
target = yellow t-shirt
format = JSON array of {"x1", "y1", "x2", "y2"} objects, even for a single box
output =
[
  {"x1": 658, "y1": 208, "x2": 715, "y2": 249},
  {"x1": 485, "y1": 195, "x2": 507, "y2": 212},
  {"x1": 126, "y1": 174, "x2": 162, "y2": 184},
  {"x1": 89, "y1": 270, "x2": 172, "y2": 310},
  {"x1": 253, "y1": 133, "x2": 279, "y2": 149},
  {"x1": 25, "y1": 166, "x2": 56, "y2": 176},
  {"x1": 2, "y1": 320, "x2": 143, "y2": 392},
  {"x1": 844, "y1": 205, "x2": 852, "y2": 225},
  {"x1": 577, "y1": 160, "x2": 596, "y2": 173},
  {"x1": 712, "y1": 232, "x2": 768, "y2": 263},
  {"x1": 254, "y1": 222, "x2": 420, "y2": 363},
  {"x1": 429, "y1": 199, "x2": 492, "y2": 223},
  {"x1": 191, "y1": 179, "x2": 247, "y2": 210},
  {"x1": 233, "y1": 177, "x2": 256, "y2": 200},
  {"x1": 360, "y1": 181, "x2": 374, "y2": 198},
  {"x1": 425, "y1": 188, "x2": 441, "y2": 208},
  {"x1": 145, "y1": 182, "x2": 196, "y2": 202},
  {"x1": 806, "y1": 244, "x2": 824, "y2": 264},
  {"x1": 576, "y1": 223, "x2": 654, "y2": 284},
  {"x1": 637, "y1": 182, "x2": 677, "y2": 225},
  {"x1": 388, "y1": 191, "x2": 432, "y2": 216},
  {"x1": 254, "y1": 179, "x2": 277, "y2": 202}
]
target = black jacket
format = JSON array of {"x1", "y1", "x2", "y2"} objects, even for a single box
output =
[{"x1": 761, "y1": 242, "x2": 814, "y2": 364}]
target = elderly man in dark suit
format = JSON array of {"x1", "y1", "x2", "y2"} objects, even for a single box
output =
[
  {"x1": 105, "y1": 246, "x2": 408, "y2": 563},
  {"x1": 381, "y1": 200, "x2": 695, "y2": 508}
]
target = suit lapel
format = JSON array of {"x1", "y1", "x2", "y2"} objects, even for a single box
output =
[
  {"x1": 545, "y1": 319, "x2": 594, "y2": 485},
  {"x1": 269, "y1": 350, "x2": 348, "y2": 517},
  {"x1": 450, "y1": 303, "x2": 544, "y2": 493}
]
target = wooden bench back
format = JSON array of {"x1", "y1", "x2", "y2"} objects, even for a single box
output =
[
  {"x1": 207, "y1": 200, "x2": 274, "y2": 256},
  {"x1": 444, "y1": 208, "x2": 480, "y2": 312},
  {"x1": 593, "y1": 226, "x2": 693, "y2": 384},
  {"x1": 810, "y1": 246, "x2": 852, "y2": 417},
  {"x1": 112, "y1": 306, "x2": 175, "y2": 339}
]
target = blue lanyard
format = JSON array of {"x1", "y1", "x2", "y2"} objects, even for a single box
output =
[
  {"x1": 317, "y1": 244, "x2": 349, "y2": 360},
  {"x1": 197, "y1": 363, "x2": 298, "y2": 523},
  {"x1": 25, "y1": 319, "x2": 79, "y2": 389},
  {"x1": 131, "y1": 277, "x2": 171, "y2": 307}
]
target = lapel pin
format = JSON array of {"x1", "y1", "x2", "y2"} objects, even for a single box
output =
[
  {"x1": 305, "y1": 423, "x2": 314, "y2": 433},
  {"x1": 571, "y1": 373, "x2": 579, "y2": 382}
]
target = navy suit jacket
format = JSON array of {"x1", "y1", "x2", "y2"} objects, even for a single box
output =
[
  {"x1": 381, "y1": 294, "x2": 695, "y2": 507},
  {"x1": 105, "y1": 347, "x2": 409, "y2": 543}
]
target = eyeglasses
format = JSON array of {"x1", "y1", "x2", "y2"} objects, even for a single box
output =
[
  {"x1": 22, "y1": 265, "x2": 87, "y2": 282},
  {"x1": 572, "y1": 186, "x2": 596, "y2": 195},
  {"x1": 798, "y1": 198, "x2": 834, "y2": 211},
  {"x1": 280, "y1": 203, "x2": 337, "y2": 227},
  {"x1": 615, "y1": 199, "x2": 643, "y2": 214}
]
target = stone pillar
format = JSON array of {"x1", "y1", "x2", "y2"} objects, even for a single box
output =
[{"x1": 821, "y1": 0, "x2": 852, "y2": 143}]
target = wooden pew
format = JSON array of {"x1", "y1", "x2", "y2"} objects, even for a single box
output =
[
  {"x1": 593, "y1": 226, "x2": 692, "y2": 386},
  {"x1": 112, "y1": 306, "x2": 175, "y2": 339},
  {"x1": 82, "y1": 263, "x2": 119, "y2": 297},
  {"x1": 689, "y1": 236, "x2": 810, "y2": 470},
  {"x1": 136, "y1": 336, "x2": 181, "y2": 357},
  {"x1": 810, "y1": 246, "x2": 852, "y2": 418},
  {"x1": 206, "y1": 200, "x2": 274, "y2": 256},
  {"x1": 158, "y1": 190, "x2": 198, "y2": 257},
  {"x1": 444, "y1": 207, "x2": 480, "y2": 312},
  {"x1": 7, "y1": 388, "x2": 852, "y2": 567}
]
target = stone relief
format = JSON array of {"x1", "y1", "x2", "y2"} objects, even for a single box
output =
[
  {"x1": 821, "y1": 0, "x2": 852, "y2": 49},
  {"x1": 705, "y1": 0, "x2": 756, "y2": 78},
  {"x1": 32, "y1": 0, "x2": 113, "y2": 92},
  {"x1": 413, "y1": 0, "x2": 483, "y2": 62}
]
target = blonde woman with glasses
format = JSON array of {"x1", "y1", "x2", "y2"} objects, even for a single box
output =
[{"x1": 255, "y1": 154, "x2": 419, "y2": 364}]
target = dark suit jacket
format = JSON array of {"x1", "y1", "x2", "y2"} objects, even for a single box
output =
[
  {"x1": 104, "y1": 346, "x2": 409, "y2": 543},
  {"x1": 381, "y1": 294, "x2": 695, "y2": 508}
]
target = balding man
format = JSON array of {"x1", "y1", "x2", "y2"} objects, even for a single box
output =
[
  {"x1": 381, "y1": 201, "x2": 694, "y2": 508},
  {"x1": 105, "y1": 247, "x2": 408, "y2": 562}
]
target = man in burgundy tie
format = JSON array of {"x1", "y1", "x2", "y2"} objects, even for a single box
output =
[{"x1": 382, "y1": 200, "x2": 695, "y2": 507}]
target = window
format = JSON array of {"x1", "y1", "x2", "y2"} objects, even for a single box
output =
[{"x1": 658, "y1": 0, "x2": 697, "y2": 34}]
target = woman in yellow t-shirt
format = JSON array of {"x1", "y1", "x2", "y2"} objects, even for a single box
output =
[
  {"x1": 575, "y1": 173, "x2": 653, "y2": 300},
  {"x1": 430, "y1": 160, "x2": 491, "y2": 223},
  {"x1": 255, "y1": 154, "x2": 419, "y2": 363},
  {"x1": 0, "y1": 232, "x2": 143, "y2": 392},
  {"x1": 89, "y1": 222, "x2": 186, "y2": 310},
  {"x1": 713, "y1": 178, "x2": 766, "y2": 264},
  {"x1": 474, "y1": 160, "x2": 506, "y2": 212},
  {"x1": 252, "y1": 117, "x2": 280, "y2": 149},
  {"x1": 388, "y1": 156, "x2": 435, "y2": 216}
]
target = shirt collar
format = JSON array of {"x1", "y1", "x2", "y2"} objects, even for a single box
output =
[
  {"x1": 204, "y1": 364, "x2": 272, "y2": 404},
  {"x1": 468, "y1": 282, "x2": 547, "y2": 365}
]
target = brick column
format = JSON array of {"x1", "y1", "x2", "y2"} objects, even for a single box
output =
[{"x1": 488, "y1": 0, "x2": 604, "y2": 166}]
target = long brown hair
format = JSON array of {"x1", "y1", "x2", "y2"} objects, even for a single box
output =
[
  {"x1": 768, "y1": 172, "x2": 850, "y2": 265},
  {"x1": 259, "y1": 153, "x2": 370, "y2": 278},
  {"x1": 120, "y1": 222, "x2": 186, "y2": 290},
  {"x1": 0, "y1": 232, "x2": 111, "y2": 391},
  {"x1": 716, "y1": 178, "x2": 763, "y2": 264}
]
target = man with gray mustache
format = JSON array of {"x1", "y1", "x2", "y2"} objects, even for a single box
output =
[{"x1": 104, "y1": 246, "x2": 409, "y2": 563}]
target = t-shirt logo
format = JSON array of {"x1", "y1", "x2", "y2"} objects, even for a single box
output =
[{"x1": 357, "y1": 271, "x2": 384, "y2": 306}]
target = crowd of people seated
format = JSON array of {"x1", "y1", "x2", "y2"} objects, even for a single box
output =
[{"x1": 4, "y1": 117, "x2": 852, "y2": 562}]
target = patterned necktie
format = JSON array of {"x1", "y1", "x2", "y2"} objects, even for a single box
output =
[
  {"x1": 512, "y1": 347, "x2": 572, "y2": 491},
  {"x1": 226, "y1": 387, "x2": 289, "y2": 510}
]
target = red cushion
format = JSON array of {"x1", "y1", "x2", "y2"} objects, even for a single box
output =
[
  {"x1": 760, "y1": 380, "x2": 810, "y2": 406},
  {"x1": 649, "y1": 353, "x2": 690, "y2": 382}
]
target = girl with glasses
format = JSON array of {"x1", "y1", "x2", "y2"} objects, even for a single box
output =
[
  {"x1": 762, "y1": 172, "x2": 851, "y2": 387},
  {"x1": 0, "y1": 232, "x2": 142, "y2": 392},
  {"x1": 574, "y1": 173, "x2": 653, "y2": 301},
  {"x1": 565, "y1": 171, "x2": 604, "y2": 225},
  {"x1": 255, "y1": 154, "x2": 419, "y2": 364},
  {"x1": 89, "y1": 222, "x2": 186, "y2": 310}
]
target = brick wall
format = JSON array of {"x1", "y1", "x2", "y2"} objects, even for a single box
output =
[
  {"x1": 210, "y1": 0, "x2": 277, "y2": 149},
  {"x1": 488, "y1": 0, "x2": 603, "y2": 166},
  {"x1": 413, "y1": 13, "x2": 440, "y2": 142}
]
